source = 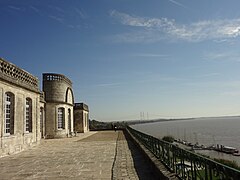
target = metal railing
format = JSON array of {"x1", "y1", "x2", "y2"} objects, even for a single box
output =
[{"x1": 127, "y1": 126, "x2": 240, "y2": 180}]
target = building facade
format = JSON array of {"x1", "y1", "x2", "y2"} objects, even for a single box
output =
[
  {"x1": 0, "y1": 58, "x2": 41, "y2": 156},
  {"x1": 43, "y1": 73, "x2": 74, "y2": 138},
  {"x1": 0, "y1": 58, "x2": 89, "y2": 156},
  {"x1": 74, "y1": 103, "x2": 89, "y2": 133}
]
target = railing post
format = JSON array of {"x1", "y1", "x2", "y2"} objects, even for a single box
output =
[{"x1": 205, "y1": 161, "x2": 208, "y2": 180}]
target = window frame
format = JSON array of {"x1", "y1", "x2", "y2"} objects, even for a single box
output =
[
  {"x1": 25, "y1": 98, "x2": 32, "y2": 133},
  {"x1": 57, "y1": 107, "x2": 65, "y2": 129},
  {"x1": 68, "y1": 108, "x2": 71, "y2": 132},
  {"x1": 40, "y1": 107, "x2": 44, "y2": 134},
  {"x1": 4, "y1": 92, "x2": 14, "y2": 135}
]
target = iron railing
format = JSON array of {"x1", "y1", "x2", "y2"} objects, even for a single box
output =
[{"x1": 127, "y1": 126, "x2": 240, "y2": 180}]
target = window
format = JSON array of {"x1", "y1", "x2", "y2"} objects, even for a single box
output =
[
  {"x1": 5, "y1": 92, "x2": 14, "y2": 134},
  {"x1": 68, "y1": 109, "x2": 71, "y2": 132},
  {"x1": 25, "y1": 98, "x2": 32, "y2": 132},
  {"x1": 84, "y1": 112, "x2": 87, "y2": 127},
  {"x1": 40, "y1": 107, "x2": 44, "y2": 133},
  {"x1": 87, "y1": 114, "x2": 89, "y2": 129},
  {"x1": 58, "y1": 108, "x2": 65, "y2": 129}
]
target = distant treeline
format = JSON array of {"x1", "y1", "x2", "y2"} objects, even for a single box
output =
[
  {"x1": 89, "y1": 119, "x2": 128, "y2": 130},
  {"x1": 125, "y1": 118, "x2": 196, "y2": 125},
  {"x1": 89, "y1": 118, "x2": 197, "y2": 130}
]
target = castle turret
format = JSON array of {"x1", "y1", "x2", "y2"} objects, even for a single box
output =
[{"x1": 43, "y1": 73, "x2": 74, "y2": 138}]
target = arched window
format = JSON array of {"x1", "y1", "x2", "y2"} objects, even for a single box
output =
[
  {"x1": 65, "y1": 88, "x2": 74, "y2": 104},
  {"x1": 58, "y1": 108, "x2": 65, "y2": 129},
  {"x1": 40, "y1": 107, "x2": 44, "y2": 135},
  {"x1": 85, "y1": 112, "x2": 87, "y2": 127},
  {"x1": 5, "y1": 92, "x2": 14, "y2": 135},
  {"x1": 68, "y1": 109, "x2": 71, "y2": 132},
  {"x1": 26, "y1": 98, "x2": 32, "y2": 132}
]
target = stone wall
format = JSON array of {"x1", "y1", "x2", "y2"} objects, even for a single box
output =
[
  {"x1": 0, "y1": 58, "x2": 39, "y2": 93},
  {"x1": 43, "y1": 73, "x2": 73, "y2": 103},
  {"x1": 43, "y1": 73, "x2": 74, "y2": 138},
  {"x1": 0, "y1": 58, "x2": 41, "y2": 156},
  {"x1": 45, "y1": 103, "x2": 74, "y2": 138},
  {"x1": 74, "y1": 103, "x2": 89, "y2": 133}
]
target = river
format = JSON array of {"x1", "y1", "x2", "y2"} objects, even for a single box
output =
[{"x1": 131, "y1": 116, "x2": 240, "y2": 165}]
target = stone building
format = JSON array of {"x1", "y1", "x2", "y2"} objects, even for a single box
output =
[
  {"x1": 0, "y1": 58, "x2": 89, "y2": 156},
  {"x1": 0, "y1": 58, "x2": 41, "y2": 156},
  {"x1": 42, "y1": 73, "x2": 74, "y2": 138},
  {"x1": 74, "y1": 103, "x2": 89, "y2": 133}
]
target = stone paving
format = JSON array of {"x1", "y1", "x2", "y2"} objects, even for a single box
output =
[
  {"x1": 112, "y1": 131, "x2": 157, "y2": 180},
  {"x1": 0, "y1": 131, "x2": 158, "y2": 180}
]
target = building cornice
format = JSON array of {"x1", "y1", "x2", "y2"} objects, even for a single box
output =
[{"x1": 0, "y1": 58, "x2": 39, "y2": 93}]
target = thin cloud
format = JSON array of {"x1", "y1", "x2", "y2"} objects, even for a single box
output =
[
  {"x1": 198, "y1": 73, "x2": 220, "y2": 78},
  {"x1": 48, "y1": 15, "x2": 64, "y2": 24},
  {"x1": 30, "y1": 6, "x2": 40, "y2": 13},
  {"x1": 112, "y1": 30, "x2": 165, "y2": 43},
  {"x1": 8, "y1": 5, "x2": 24, "y2": 11},
  {"x1": 7, "y1": 3, "x2": 89, "y2": 30},
  {"x1": 213, "y1": 39, "x2": 230, "y2": 43},
  {"x1": 110, "y1": 10, "x2": 240, "y2": 43},
  {"x1": 168, "y1": 0, "x2": 187, "y2": 9},
  {"x1": 204, "y1": 52, "x2": 240, "y2": 62},
  {"x1": 48, "y1": 5, "x2": 65, "y2": 14},
  {"x1": 55, "y1": 7, "x2": 65, "y2": 13},
  {"x1": 186, "y1": 80, "x2": 240, "y2": 89},
  {"x1": 95, "y1": 82, "x2": 126, "y2": 88},
  {"x1": 110, "y1": 10, "x2": 159, "y2": 27},
  {"x1": 132, "y1": 53, "x2": 170, "y2": 58},
  {"x1": 74, "y1": 7, "x2": 87, "y2": 19}
]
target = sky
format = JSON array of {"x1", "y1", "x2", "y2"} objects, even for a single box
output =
[{"x1": 2, "y1": 0, "x2": 240, "y2": 121}]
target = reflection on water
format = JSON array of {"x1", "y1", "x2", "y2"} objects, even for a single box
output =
[{"x1": 132, "y1": 116, "x2": 240, "y2": 165}]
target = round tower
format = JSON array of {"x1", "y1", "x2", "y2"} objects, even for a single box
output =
[{"x1": 43, "y1": 73, "x2": 74, "y2": 138}]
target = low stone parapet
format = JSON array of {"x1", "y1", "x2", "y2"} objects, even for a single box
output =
[{"x1": 125, "y1": 129, "x2": 179, "y2": 179}]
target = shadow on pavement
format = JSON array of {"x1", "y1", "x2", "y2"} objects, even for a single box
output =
[{"x1": 122, "y1": 130, "x2": 159, "y2": 180}]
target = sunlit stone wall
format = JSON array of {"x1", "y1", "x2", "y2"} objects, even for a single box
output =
[
  {"x1": 0, "y1": 58, "x2": 41, "y2": 156},
  {"x1": 43, "y1": 73, "x2": 74, "y2": 138},
  {"x1": 74, "y1": 103, "x2": 89, "y2": 133}
]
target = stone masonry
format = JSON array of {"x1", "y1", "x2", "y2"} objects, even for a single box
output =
[
  {"x1": 0, "y1": 131, "x2": 160, "y2": 180},
  {"x1": 43, "y1": 73, "x2": 74, "y2": 138},
  {"x1": 0, "y1": 58, "x2": 91, "y2": 157},
  {"x1": 74, "y1": 103, "x2": 89, "y2": 133},
  {"x1": 0, "y1": 58, "x2": 41, "y2": 156}
]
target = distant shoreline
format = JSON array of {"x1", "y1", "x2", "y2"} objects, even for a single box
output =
[{"x1": 126, "y1": 115, "x2": 240, "y2": 125}]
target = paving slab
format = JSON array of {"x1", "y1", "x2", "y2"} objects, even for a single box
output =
[
  {"x1": 0, "y1": 131, "x2": 117, "y2": 180},
  {"x1": 0, "y1": 130, "x2": 159, "y2": 180},
  {"x1": 112, "y1": 131, "x2": 158, "y2": 180}
]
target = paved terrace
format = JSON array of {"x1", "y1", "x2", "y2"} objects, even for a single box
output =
[{"x1": 0, "y1": 131, "x2": 159, "y2": 180}]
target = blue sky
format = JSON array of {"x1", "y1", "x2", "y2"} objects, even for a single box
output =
[{"x1": 2, "y1": 0, "x2": 240, "y2": 121}]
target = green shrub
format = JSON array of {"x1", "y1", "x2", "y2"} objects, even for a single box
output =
[
  {"x1": 162, "y1": 135, "x2": 175, "y2": 143},
  {"x1": 213, "y1": 158, "x2": 240, "y2": 170}
]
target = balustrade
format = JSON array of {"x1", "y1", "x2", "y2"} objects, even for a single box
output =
[
  {"x1": 127, "y1": 126, "x2": 240, "y2": 180},
  {"x1": 0, "y1": 58, "x2": 39, "y2": 91},
  {"x1": 43, "y1": 73, "x2": 72, "y2": 86}
]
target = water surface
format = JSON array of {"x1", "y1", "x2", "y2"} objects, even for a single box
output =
[{"x1": 132, "y1": 116, "x2": 240, "y2": 165}]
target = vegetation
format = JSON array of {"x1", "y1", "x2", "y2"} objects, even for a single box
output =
[
  {"x1": 89, "y1": 119, "x2": 128, "y2": 130},
  {"x1": 195, "y1": 152, "x2": 240, "y2": 171},
  {"x1": 89, "y1": 120, "x2": 111, "y2": 130},
  {"x1": 162, "y1": 135, "x2": 175, "y2": 143},
  {"x1": 213, "y1": 158, "x2": 240, "y2": 170}
]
